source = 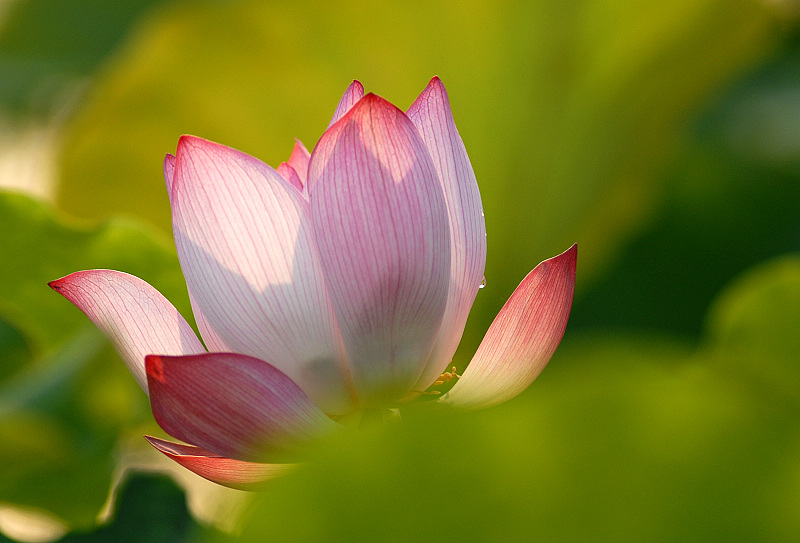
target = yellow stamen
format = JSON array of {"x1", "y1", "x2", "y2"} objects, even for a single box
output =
[{"x1": 430, "y1": 366, "x2": 461, "y2": 387}]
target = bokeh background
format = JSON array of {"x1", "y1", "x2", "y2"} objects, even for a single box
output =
[{"x1": 1, "y1": 0, "x2": 800, "y2": 541}]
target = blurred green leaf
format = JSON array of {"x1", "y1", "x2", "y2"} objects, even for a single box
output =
[
  {"x1": 215, "y1": 343, "x2": 795, "y2": 542},
  {"x1": 0, "y1": 318, "x2": 31, "y2": 381},
  {"x1": 705, "y1": 254, "x2": 800, "y2": 405},
  {"x1": 214, "y1": 255, "x2": 800, "y2": 542},
  {"x1": 0, "y1": 0, "x2": 176, "y2": 118},
  {"x1": 57, "y1": 472, "x2": 219, "y2": 543},
  {"x1": 698, "y1": 35, "x2": 800, "y2": 170},
  {"x1": 570, "y1": 143, "x2": 800, "y2": 338},
  {"x1": 571, "y1": 38, "x2": 800, "y2": 339},
  {"x1": 0, "y1": 190, "x2": 189, "y2": 351},
  {"x1": 0, "y1": 329, "x2": 118, "y2": 528},
  {"x1": 0, "y1": 191, "x2": 190, "y2": 528},
  {"x1": 0, "y1": 327, "x2": 103, "y2": 419}
]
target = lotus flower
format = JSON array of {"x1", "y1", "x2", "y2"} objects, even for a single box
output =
[{"x1": 50, "y1": 77, "x2": 576, "y2": 490}]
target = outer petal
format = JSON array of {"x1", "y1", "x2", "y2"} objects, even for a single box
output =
[
  {"x1": 327, "y1": 80, "x2": 364, "y2": 129},
  {"x1": 49, "y1": 270, "x2": 205, "y2": 393},
  {"x1": 308, "y1": 94, "x2": 451, "y2": 406},
  {"x1": 287, "y1": 138, "x2": 311, "y2": 188},
  {"x1": 171, "y1": 135, "x2": 354, "y2": 415},
  {"x1": 406, "y1": 77, "x2": 487, "y2": 390},
  {"x1": 145, "y1": 436, "x2": 292, "y2": 491},
  {"x1": 443, "y1": 245, "x2": 577, "y2": 410},
  {"x1": 146, "y1": 352, "x2": 340, "y2": 462}
]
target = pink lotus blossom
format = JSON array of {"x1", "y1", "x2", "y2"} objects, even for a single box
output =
[{"x1": 50, "y1": 77, "x2": 576, "y2": 490}]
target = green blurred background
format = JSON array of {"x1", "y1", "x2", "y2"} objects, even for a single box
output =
[{"x1": 1, "y1": 0, "x2": 799, "y2": 540}]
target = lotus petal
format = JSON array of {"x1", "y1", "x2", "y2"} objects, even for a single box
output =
[
  {"x1": 146, "y1": 352, "x2": 340, "y2": 462},
  {"x1": 287, "y1": 139, "x2": 311, "y2": 188},
  {"x1": 277, "y1": 162, "x2": 304, "y2": 193},
  {"x1": 171, "y1": 135, "x2": 354, "y2": 414},
  {"x1": 164, "y1": 153, "x2": 176, "y2": 201},
  {"x1": 406, "y1": 77, "x2": 487, "y2": 390},
  {"x1": 145, "y1": 436, "x2": 291, "y2": 490},
  {"x1": 308, "y1": 94, "x2": 451, "y2": 406},
  {"x1": 327, "y1": 80, "x2": 365, "y2": 128},
  {"x1": 49, "y1": 270, "x2": 205, "y2": 393},
  {"x1": 443, "y1": 245, "x2": 576, "y2": 410}
]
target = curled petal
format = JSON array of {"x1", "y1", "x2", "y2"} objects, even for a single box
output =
[
  {"x1": 171, "y1": 135, "x2": 354, "y2": 415},
  {"x1": 277, "y1": 162, "x2": 304, "y2": 193},
  {"x1": 327, "y1": 80, "x2": 365, "y2": 128},
  {"x1": 164, "y1": 154, "x2": 176, "y2": 201},
  {"x1": 49, "y1": 270, "x2": 205, "y2": 393},
  {"x1": 145, "y1": 436, "x2": 292, "y2": 491},
  {"x1": 443, "y1": 244, "x2": 576, "y2": 410},
  {"x1": 146, "y1": 352, "x2": 340, "y2": 462},
  {"x1": 308, "y1": 94, "x2": 451, "y2": 406},
  {"x1": 287, "y1": 139, "x2": 311, "y2": 188},
  {"x1": 406, "y1": 77, "x2": 487, "y2": 390}
]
